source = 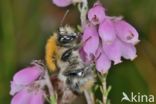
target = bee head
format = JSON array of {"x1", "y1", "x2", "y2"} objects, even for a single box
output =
[{"x1": 57, "y1": 25, "x2": 80, "y2": 46}]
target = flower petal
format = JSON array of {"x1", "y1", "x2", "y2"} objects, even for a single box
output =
[
  {"x1": 103, "y1": 39, "x2": 122, "y2": 65},
  {"x1": 99, "y1": 19, "x2": 116, "y2": 44},
  {"x1": 120, "y1": 41, "x2": 137, "y2": 60},
  {"x1": 114, "y1": 20, "x2": 140, "y2": 45},
  {"x1": 88, "y1": 2, "x2": 106, "y2": 25},
  {"x1": 11, "y1": 89, "x2": 31, "y2": 104},
  {"x1": 10, "y1": 81, "x2": 25, "y2": 95},
  {"x1": 83, "y1": 36, "x2": 99, "y2": 57},
  {"x1": 30, "y1": 90, "x2": 45, "y2": 104},
  {"x1": 96, "y1": 52, "x2": 111, "y2": 74},
  {"x1": 95, "y1": 46, "x2": 111, "y2": 74},
  {"x1": 13, "y1": 65, "x2": 42, "y2": 86},
  {"x1": 82, "y1": 23, "x2": 99, "y2": 57},
  {"x1": 82, "y1": 23, "x2": 98, "y2": 41},
  {"x1": 52, "y1": 0, "x2": 72, "y2": 7},
  {"x1": 79, "y1": 47, "x2": 90, "y2": 63}
]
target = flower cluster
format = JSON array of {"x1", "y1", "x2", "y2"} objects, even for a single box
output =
[
  {"x1": 10, "y1": 61, "x2": 45, "y2": 104},
  {"x1": 51, "y1": 0, "x2": 140, "y2": 74},
  {"x1": 80, "y1": 2, "x2": 140, "y2": 74}
]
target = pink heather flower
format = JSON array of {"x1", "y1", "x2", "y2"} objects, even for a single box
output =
[
  {"x1": 102, "y1": 38, "x2": 137, "y2": 64},
  {"x1": 82, "y1": 23, "x2": 99, "y2": 61},
  {"x1": 10, "y1": 63, "x2": 43, "y2": 95},
  {"x1": 52, "y1": 0, "x2": 72, "y2": 7},
  {"x1": 11, "y1": 87, "x2": 45, "y2": 104},
  {"x1": 114, "y1": 20, "x2": 140, "y2": 45},
  {"x1": 99, "y1": 19, "x2": 116, "y2": 44},
  {"x1": 120, "y1": 40, "x2": 137, "y2": 60},
  {"x1": 102, "y1": 39, "x2": 122, "y2": 65},
  {"x1": 88, "y1": 2, "x2": 106, "y2": 25},
  {"x1": 95, "y1": 46, "x2": 111, "y2": 74},
  {"x1": 80, "y1": 18, "x2": 139, "y2": 74}
]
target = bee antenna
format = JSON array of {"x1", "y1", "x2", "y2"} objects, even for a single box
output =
[{"x1": 60, "y1": 9, "x2": 70, "y2": 26}]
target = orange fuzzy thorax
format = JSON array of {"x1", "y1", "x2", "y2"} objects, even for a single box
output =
[{"x1": 45, "y1": 33, "x2": 58, "y2": 72}]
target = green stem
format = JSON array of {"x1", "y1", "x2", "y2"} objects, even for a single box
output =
[
  {"x1": 44, "y1": 70, "x2": 57, "y2": 104},
  {"x1": 97, "y1": 73, "x2": 111, "y2": 104},
  {"x1": 102, "y1": 75, "x2": 107, "y2": 104}
]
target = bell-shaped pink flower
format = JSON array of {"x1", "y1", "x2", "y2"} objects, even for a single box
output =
[
  {"x1": 82, "y1": 23, "x2": 99, "y2": 60},
  {"x1": 99, "y1": 19, "x2": 116, "y2": 44},
  {"x1": 13, "y1": 65, "x2": 43, "y2": 85},
  {"x1": 103, "y1": 39, "x2": 122, "y2": 65},
  {"x1": 95, "y1": 47, "x2": 111, "y2": 74},
  {"x1": 88, "y1": 2, "x2": 106, "y2": 25},
  {"x1": 120, "y1": 40, "x2": 137, "y2": 60},
  {"x1": 10, "y1": 64, "x2": 43, "y2": 95},
  {"x1": 114, "y1": 20, "x2": 140, "y2": 45},
  {"x1": 52, "y1": 0, "x2": 72, "y2": 7},
  {"x1": 11, "y1": 88, "x2": 45, "y2": 104}
]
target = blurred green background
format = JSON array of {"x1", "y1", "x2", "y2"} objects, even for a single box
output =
[{"x1": 0, "y1": 0, "x2": 156, "y2": 104}]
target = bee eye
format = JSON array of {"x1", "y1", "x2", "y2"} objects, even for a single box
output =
[
  {"x1": 58, "y1": 34, "x2": 76, "y2": 44},
  {"x1": 77, "y1": 71, "x2": 83, "y2": 76},
  {"x1": 61, "y1": 49, "x2": 72, "y2": 61},
  {"x1": 63, "y1": 68, "x2": 84, "y2": 77}
]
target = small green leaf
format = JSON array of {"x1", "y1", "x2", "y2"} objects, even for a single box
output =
[
  {"x1": 96, "y1": 99, "x2": 103, "y2": 104},
  {"x1": 50, "y1": 96, "x2": 57, "y2": 104},
  {"x1": 94, "y1": 85, "x2": 99, "y2": 91},
  {"x1": 77, "y1": 25, "x2": 83, "y2": 33}
]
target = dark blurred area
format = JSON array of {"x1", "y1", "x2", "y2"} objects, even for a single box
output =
[{"x1": 0, "y1": 0, "x2": 156, "y2": 104}]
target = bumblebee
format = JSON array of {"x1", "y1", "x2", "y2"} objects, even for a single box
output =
[
  {"x1": 45, "y1": 25, "x2": 95, "y2": 94},
  {"x1": 45, "y1": 25, "x2": 81, "y2": 72}
]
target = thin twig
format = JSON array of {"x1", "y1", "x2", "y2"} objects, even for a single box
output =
[
  {"x1": 78, "y1": 0, "x2": 88, "y2": 29},
  {"x1": 44, "y1": 70, "x2": 55, "y2": 97}
]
